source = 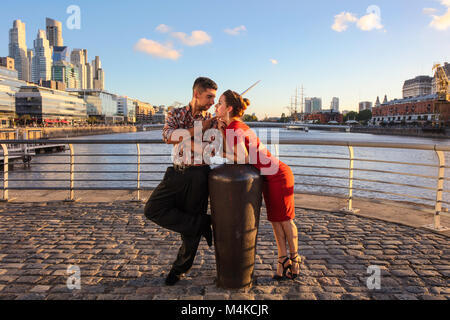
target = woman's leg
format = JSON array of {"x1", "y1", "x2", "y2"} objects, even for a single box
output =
[
  {"x1": 281, "y1": 219, "x2": 299, "y2": 275},
  {"x1": 271, "y1": 222, "x2": 290, "y2": 277}
]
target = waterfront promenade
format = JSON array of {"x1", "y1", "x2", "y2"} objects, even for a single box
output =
[{"x1": 0, "y1": 191, "x2": 448, "y2": 300}]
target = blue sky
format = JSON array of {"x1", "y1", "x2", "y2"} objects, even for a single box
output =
[{"x1": 1, "y1": 0, "x2": 449, "y2": 118}]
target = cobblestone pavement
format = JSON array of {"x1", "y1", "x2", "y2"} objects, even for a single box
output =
[{"x1": 0, "y1": 202, "x2": 448, "y2": 300}]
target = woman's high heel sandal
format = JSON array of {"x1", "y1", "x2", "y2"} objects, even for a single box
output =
[
  {"x1": 273, "y1": 256, "x2": 291, "y2": 281},
  {"x1": 288, "y1": 253, "x2": 301, "y2": 280}
]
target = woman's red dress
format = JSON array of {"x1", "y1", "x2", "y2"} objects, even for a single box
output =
[{"x1": 225, "y1": 120, "x2": 295, "y2": 222}]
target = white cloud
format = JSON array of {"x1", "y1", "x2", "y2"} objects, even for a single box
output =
[
  {"x1": 332, "y1": 12, "x2": 358, "y2": 32},
  {"x1": 224, "y1": 25, "x2": 247, "y2": 36},
  {"x1": 170, "y1": 30, "x2": 212, "y2": 46},
  {"x1": 426, "y1": 0, "x2": 450, "y2": 30},
  {"x1": 423, "y1": 8, "x2": 438, "y2": 15},
  {"x1": 134, "y1": 38, "x2": 181, "y2": 60},
  {"x1": 155, "y1": 24, "x2": 171, "y2": 33},
  {"x1": 332, "y1": 6, "x2": 384, "y2": 32},
  {"x1": 270, "y1": 59, "x2": 278, "y2": 65},
  {"x1": 357, "y1": 12, "x2": 384, "y2": 31}
]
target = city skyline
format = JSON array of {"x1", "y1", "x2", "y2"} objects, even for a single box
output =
[{"x1": 0, "y1": 0, "x2": 449, "y2": 118}]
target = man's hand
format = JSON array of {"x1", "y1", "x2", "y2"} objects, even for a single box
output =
[
  {"x1": 202, "y1": 116, "x2": 218, "y2": 132},
  {"x1": 217, "y1": 119, "x2": 227, "y2": 132}
]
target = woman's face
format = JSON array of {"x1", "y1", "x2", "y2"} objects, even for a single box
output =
[{"x1": 215, "y1": 95, "x2": 231, "y2": 119}]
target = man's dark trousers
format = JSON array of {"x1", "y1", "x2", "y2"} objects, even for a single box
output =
[{"x1": 144, "y1": 165, "x2": 211, "y2": 275}]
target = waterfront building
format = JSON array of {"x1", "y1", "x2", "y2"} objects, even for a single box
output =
[
  {"x1": 135, "y1": 100, "x2": 155, "y2": 123},
  {"x1": 0, "y1": 65, "x2": 27, "y2": 92},
  {"x1": 9, "y1": 20, "x2": 30, "y2": 81},
  {"x1": 370, "y1": 94, "x2": 450, "y2": 127},
  {"x1": 15, "y1": 85, "x2": 87, "y2": 123},
  {"x1": 0, "y1": 82, "x2": 17, "y2": 121},
  {"x1": 331, "y1": 97, "x2": 339, "y2": 113},
  {"x1": 32, "y1": 30, "x2": 53, "y2": 84},
  {"x1": 38, "y1": 79, "x2": 66, "y2": 91},
  {"x1": 52, "y1": 61, "x2": 79, "y2": 89},
  {"x1": 359, "y1": 101, "x2": 373, "y2": 112},
  {"x1": 304, "y1": 111, "x2": 343, "y2": 124},
  {"x1": 68, "y1": 89, "x2": 119, "y2": 121},
  {"x1": 52, "y1": 46, "x2": 70, "y2": 63},
  {"x1": 0, "y1": 65, "x2": 28, "y2": 125},
  {"x1": 375, "y1": 96, "x2": 381, "y2": 108},
  {"x1": 403, "y1": 76, "x2": 433, "y2": 99},
  {"x1": 46, "y1": 18, "x2": 63, "y2": 47},
  {"x1": 0, "y1": 57, "x2": 15, "y2": 70},
  {"x1": 117, "y1": 96, "x2": 137, "y2": 123},
  {"x1": 152, "y1": 109, "x2": 167, "y2": 124}
]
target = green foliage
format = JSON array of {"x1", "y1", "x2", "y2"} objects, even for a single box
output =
[{"x1": 243, "y1": 114, "x2": 258, "y2": 122}]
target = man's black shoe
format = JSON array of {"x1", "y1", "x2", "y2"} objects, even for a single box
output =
[{"x1": 165, "y1": 270, "x2": 181, "y2": 286}]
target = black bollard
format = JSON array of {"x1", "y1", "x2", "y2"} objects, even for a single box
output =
[{"x1": 209, "y1": 164, "x2": 263, "y2": 289}]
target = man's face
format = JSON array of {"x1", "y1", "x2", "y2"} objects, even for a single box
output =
[{"x1": 195, "y1": 88, "x2": 217, "y2": 111}]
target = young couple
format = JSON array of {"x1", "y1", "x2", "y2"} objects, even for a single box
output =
[{"x1": 144, "y1": 77, "x2": 300, "y2": 286}]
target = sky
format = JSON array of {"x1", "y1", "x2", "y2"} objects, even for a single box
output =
[{"x1": 1, "y1": 0, "x2": 449, "y2": 118}]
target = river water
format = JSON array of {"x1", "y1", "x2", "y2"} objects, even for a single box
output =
[{"x1": 6, "y1": 129, "x2": 450, "y2": 208}]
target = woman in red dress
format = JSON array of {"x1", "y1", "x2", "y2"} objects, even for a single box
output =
[{"x1": 215, "y1": 90, "x2": 300, "y2": 280}]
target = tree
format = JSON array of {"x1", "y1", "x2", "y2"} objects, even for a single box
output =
[
  {"x1": 358, "y1": 110, "x2": 372, "y2": 122},
  {"x1": 344, "y1": 111, "x2": 358, "y2": 123},
  {"x1": 243, "y1": 114, "x2": 258, "y2": 122}
]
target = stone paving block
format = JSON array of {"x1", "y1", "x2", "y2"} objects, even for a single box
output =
[{"x1": 0, "y1": 202, "x2": 448, "y2": 301}]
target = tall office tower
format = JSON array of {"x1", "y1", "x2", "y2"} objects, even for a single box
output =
[
  {"x1": 331, "y1": 97, "x2": 339, "y2": 112},
  {"x1": 8, "y1": 20, "x2": 30, "y2": 81},
  {"x1": 85, "y1": 63, "x2": 94, "y2": 89},
  {"x1": 311, "y1": 97, "x2": 322, "y2": 113},
  {"x1": 70, "y1": 49, "x2": 87, "y2": 89},
  {"x1": 46, "y1": 18, "x2": 64, "y2": 47},
  {"x1": 53, "y1": 46, "x2": 70, "y2": 62},
  {"x1": 92, "y1": 56, "x2": 105, "y2": 90},
  {"x1": 32, "y1": 30, "x2": 53, "y2": 83},
  {"x1": 305, "y1": 98, "x2": 312, "y2": 114},
  {"x1": 52, "y1": 61, "x2": 79, "y2": 89},
  {"x1": 27, "y1": 49, "x2": 33, "y2": 81},
  {"x1": 359, "y1": 101, "x2": 373, "y2": 112}
]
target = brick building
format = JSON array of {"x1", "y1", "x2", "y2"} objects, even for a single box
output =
[{"x1": 371, "y1": 94, "x2": 450, "y2": 127}]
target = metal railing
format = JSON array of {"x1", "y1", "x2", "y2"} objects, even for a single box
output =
[{"x1": 1, "y1": 139, "x2": 449, "y2": 232}]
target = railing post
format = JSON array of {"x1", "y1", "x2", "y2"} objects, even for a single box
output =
[
  {"x1": 341, "y1": 144, "x2": 360, "y2": 214},
  {"x1": 424, "y1": 148, "x2": 449, "y2": 231},
  {"x1": 136, "y1": 143, "x2": 141, "y2": 201},
  {"x1": 1, "y1": 144, "x2": 9, "y2": 202},
  {"x1": 65, "y1": 144, "x2": 76, "y2": 202}
]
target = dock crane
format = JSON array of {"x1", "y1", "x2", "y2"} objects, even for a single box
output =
[{"x1": 433, "y1": 63, "x2": 450, "y2": 101}]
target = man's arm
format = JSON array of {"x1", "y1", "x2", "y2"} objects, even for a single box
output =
[
  {"x1": 163, "y1": 110, "x2": 182, "y2": 145},
  {"x1": 164, "y1": 116, "x2": 218, "y2": 145}
]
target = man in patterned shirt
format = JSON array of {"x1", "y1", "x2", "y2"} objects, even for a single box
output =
[{"x1": 144, "y1": 77, "x2": 219, "y2": 286}]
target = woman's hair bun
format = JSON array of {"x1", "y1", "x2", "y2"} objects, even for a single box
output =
[{"x1": 243, "y1": 98, "x2": 250, "y2": 108}]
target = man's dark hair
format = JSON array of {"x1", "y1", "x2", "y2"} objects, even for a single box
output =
[{"x1": 193, "y1": 77, "x2": 218, "y2": 93}]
